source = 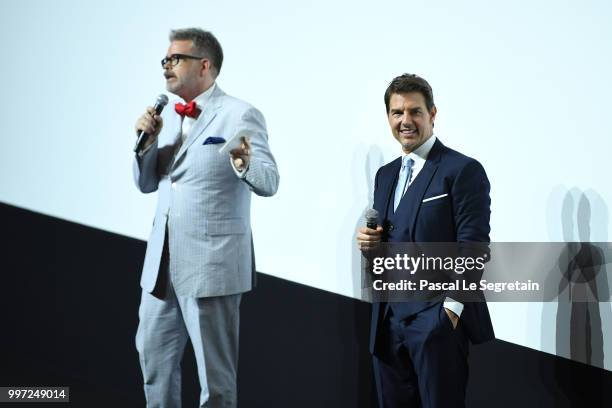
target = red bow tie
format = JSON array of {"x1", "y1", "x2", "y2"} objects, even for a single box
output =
[{"x1": 175, "y1": 101, "x2": 200, "y2": 118}]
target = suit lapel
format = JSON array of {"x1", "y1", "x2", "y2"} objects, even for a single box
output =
[
  {"x1": 379, "y1": 158, "x2": 402, "y2": 218},
  {"x1": 172, "y1": 88, "x2": 223, "y2": 169},
  {"x1": 396, "y1": 139, "x2": 444, "y2": 241}
]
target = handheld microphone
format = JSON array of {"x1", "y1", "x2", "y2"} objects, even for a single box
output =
[
  {"x1": 365, "y1": 208, "x2": 379, "y2": 229},
  {"x1": 134, "y1": 94, "x2": 169, "y2": 153}
]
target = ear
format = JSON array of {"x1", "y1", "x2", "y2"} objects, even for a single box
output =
[
  {"x1": 200, "y1": 59, "x2": 211, "y2": 76},
  {"x1": 429, "y1": 105, "x2": 437, "y2": 123}
]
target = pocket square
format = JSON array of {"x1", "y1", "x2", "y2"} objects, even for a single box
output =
[
  {"x1": 203, "y1": 136, "x2": 226, "y2": 145},
  {"x1": 422, "y1": 193, "x2": 448, "y2": 203}
]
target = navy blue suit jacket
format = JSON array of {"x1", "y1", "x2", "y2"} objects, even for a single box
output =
[{"x1": 370, "y1": 138, "x2": 495, "y2": 355}]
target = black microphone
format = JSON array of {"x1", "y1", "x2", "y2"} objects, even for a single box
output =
[
  {"x1": 134, "y1": 94, "x2": 169, "y2": 153},
  {"x1": 365, "y1": 208, "x2": 378, "y2": 229}
]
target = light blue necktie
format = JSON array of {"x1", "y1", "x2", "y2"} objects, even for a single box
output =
[{"x1": 393, "y1": 156, "x2": 414, "y2": 212}]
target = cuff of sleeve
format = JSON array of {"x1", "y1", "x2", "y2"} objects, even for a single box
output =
[
  {"x1": 229, "y1": 156, "x2": 249, "y2": 179},
  {"x1": 443, "y1": 298, "x2": 464, "y2": 318}
]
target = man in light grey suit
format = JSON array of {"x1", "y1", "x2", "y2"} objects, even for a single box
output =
[{"x1": 133, "y1": 28, "x2": 279, "y2": 408}]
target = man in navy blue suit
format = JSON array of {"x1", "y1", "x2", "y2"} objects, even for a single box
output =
[{"x1": 357, "y1": 74, "x2": 495, "y2": 408}]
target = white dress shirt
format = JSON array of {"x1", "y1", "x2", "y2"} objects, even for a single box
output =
[{"x1": 179, "y1": 83, "x2": 216, "y2": 140}]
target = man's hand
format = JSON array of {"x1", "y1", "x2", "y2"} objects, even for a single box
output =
[
  {"x1": 135, "y1": 107, "x2": 163, "y2": 149},
  {"x1": 444, "y1": 308, "x2": 459, "y2": 329},
  {"x1": 356, "y1": 225, "x2": 383, "y2": 250},
  {"x1": 230, "y1": 137, "x2": 251, "y2": 171}
]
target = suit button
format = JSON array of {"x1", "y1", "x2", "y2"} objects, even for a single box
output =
[{"x1": 389, "y1": 224, "x2": 394, "y2": 231}]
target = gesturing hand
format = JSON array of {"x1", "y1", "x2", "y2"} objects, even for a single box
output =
[{"x1": 230, "y1": 137, "x2": 251, "y2": 171}]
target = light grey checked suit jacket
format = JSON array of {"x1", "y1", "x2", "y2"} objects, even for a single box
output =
[{"x1": 133, "y1": 85, "x2": 279, "y2": 298}]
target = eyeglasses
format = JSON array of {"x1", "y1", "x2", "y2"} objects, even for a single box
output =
[{"x1": 161, "y1": 53, "x2": 204, "y2": 68}]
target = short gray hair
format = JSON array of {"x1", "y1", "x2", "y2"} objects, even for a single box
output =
[{"x1": 169, "y1": 28, "x2": 223, "y2": 78}]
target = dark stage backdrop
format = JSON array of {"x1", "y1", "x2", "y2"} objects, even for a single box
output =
[{"x1": 1, "y1": 202, "x2": 610, "y2": 407}]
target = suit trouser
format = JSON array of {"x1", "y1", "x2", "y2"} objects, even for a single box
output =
[
  {"x1": 373, "y1": 303, "x2": 469, "y2": 408},
  {"x1": 135, "y1": 251, "x2": 241, "y2": 408}
]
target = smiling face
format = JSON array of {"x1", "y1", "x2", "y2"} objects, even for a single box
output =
[{"x1": 387, "y1": 92, "x2": 437, "y2": 154}]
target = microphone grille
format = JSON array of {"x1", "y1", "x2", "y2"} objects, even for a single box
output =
[
  {"x1": 156, "y1": 94, "x2": 169, "y2": 107},
  {"x1": 365, "y1": 208, "x2": 378, "y2": 222}
]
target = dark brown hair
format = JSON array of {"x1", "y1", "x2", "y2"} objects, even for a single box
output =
[
  {"x1": 384, "y1": 73, "x2": 435, "y2": 113},
  {"x1": 170, "y1": 28, "x2": 224, "y2": 78}
]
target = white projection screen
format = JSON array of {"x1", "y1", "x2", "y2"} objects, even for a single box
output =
[{"x1": 1, "y1": 0, "x2": 611, "y2": 369}]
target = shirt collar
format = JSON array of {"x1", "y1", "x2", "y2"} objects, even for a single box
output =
[
  {"x1": 403, "y1": 134, "x2": 437, "y2": 164},
  {"x1": 187, "y1": 82, "x2": 216, "y2": 109}
]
